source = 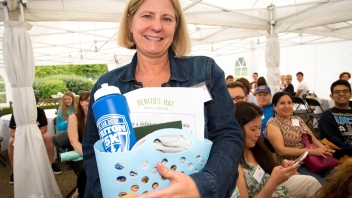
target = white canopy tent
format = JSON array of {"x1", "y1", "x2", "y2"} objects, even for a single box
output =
[
  {"x1": 0, "y1": 0, "x2": 351, "y2": 103},
  {"x1": 0, "y1": 1, "x2": 351, "y2": 197}
]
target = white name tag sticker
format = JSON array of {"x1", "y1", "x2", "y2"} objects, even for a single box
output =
[
  {"x1": 191, "y1": 82, "x2": 212, "y2": 103},
  {"x1": 292, "y1": 118, "x2": 300, "y2": 126},
  {"x1": 253, "y1": 165, "x2": 265, "y2": 183}
]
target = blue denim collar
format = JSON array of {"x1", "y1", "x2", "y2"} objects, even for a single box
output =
[{"x1": 119, "y1": 49, "x2": 189, "y2": 83}]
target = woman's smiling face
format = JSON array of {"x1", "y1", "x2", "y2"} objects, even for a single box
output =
[
  {"x1": 274, "y1": 95, "x2": 293, "y2": 118},
  {"x1": 129, "y1": 0, "x2": 177, "y2": 58}
]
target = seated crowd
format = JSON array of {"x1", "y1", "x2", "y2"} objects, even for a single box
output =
[
  {"x1": 6, "y1": 71, "x2": 351, "y2": 197},
  {"x1": 227, "y1": 72, "x2": 351, "y2": 197},
  {"x1": 7, "y1": 91, "x2": 89, "y2": 198}
]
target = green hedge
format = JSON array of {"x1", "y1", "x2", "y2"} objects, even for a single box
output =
[
  {"x1": 33, "y1": 75, "x2": 94, "y2": 98},
  {"x1": 35, "y1": 64, "x2": 108, "y2": 80},
  {"x1": 38, "y1": 80, "x2": 67, "y2": 98}
]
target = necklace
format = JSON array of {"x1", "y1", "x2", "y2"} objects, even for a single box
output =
[{"x1": 138, "y1": 64, "x2": 168, "y2": 87}]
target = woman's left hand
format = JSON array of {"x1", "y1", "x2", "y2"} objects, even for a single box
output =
[
  {"x1": 281, "y1": 160, "x2": 299, "y2": 175},
  {"x1": 136, "y1": 162, "x2": 200, "y2": 198},
  {"x1": 281, "y1": 159, "x2": 294, "y2": 167}
]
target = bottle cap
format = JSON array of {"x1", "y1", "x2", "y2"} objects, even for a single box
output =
[{"x1": 94, "y1": 83, "x2": 121, "y2": 101}]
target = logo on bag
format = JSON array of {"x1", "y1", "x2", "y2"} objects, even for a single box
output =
[{"x1": 96, "y1": 114, "x2": 130, "y2": 152}]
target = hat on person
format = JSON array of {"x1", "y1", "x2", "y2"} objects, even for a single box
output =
[{"x1": 255, "y1": 85, "x2": 271, "y2": 94}]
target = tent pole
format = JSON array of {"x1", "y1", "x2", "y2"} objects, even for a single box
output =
[
  {"x1": 2, "y1": 2, "x2": 9, "y2": 20},
  {"x1": 18, "y1": 1, "x2": 24, "y2": 22},
  {"x1": 268, "y1": 4, "x2": 276, "y2": 35}
]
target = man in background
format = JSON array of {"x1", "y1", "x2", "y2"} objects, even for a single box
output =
[
  {"x1": 226, "y1": 75, "x2": 234, "y2": 84},
  {"x1": 250, "y1": 72, "x2": 258, "y2": 90},
  {"x1": 227, "y1": 81, "x2": 248, "y2": 104},
  {"x1": 295, "y1": 71, "x2": 309, "y2": 98},
  {"x1": 318, "y1": 80, "x2": 352, "y2": 160},
  {"x1": 8, "y1": 95, "x2": 62, "y2": 184},
  {"x1": 255, "y1": 85, "x2": 274, "y2": 137}
]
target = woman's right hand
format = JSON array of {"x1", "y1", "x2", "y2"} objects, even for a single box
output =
[
  {"x1": 269, "y1": 164, "x2": 299, "y2": 186},
  {"x1": 310, "y1": 146, "x2": 335, "y2": 158}
]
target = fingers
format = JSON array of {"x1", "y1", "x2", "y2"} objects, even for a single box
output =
[
  {"x1": 156, "y1": 162, "x2": 173, "y2": 179},
  {"x1": 282, "y1": 159, "x2": 294, "y2": 167}
]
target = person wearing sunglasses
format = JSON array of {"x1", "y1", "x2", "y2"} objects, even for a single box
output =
[{"x1": 318, "y1": 80, "x2": 352, "y2": 162}]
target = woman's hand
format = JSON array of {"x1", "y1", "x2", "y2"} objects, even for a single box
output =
[
  {"x1": 136, "y1": 162, "x2": 200, "y2": 198},
  {"x1": 281, "y1": 159, "x2": 294, "y2": 167},
  {"x1": 269, "y1": 164, "x2": 300, "y2": 186},
  {"x1": 310, "y1": 146, "x2": 335, "y2": 158}
]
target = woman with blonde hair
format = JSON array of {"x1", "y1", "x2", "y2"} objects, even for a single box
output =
[
  {"x1": 283, "y1": 74, "x2": 294, "y2": 96},
  {"x1": 82, "y1": 0, "x2": 243, "y2": 197},
  {"x1": 57, "y1": 91, "x2": 76, "y2": 133}
]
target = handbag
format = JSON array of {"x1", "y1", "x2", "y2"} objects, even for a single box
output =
[{"x1": 301, "y1": 133, "x2": 339, "y2": 173}]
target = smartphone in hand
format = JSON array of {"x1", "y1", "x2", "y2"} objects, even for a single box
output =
[{"x1": 290, "y1": 151, "x2": 308, "y2": 166}]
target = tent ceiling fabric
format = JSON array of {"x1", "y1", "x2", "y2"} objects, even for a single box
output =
[{"x1": 0, "y1": 0, "x2": 351, "y2": 66}]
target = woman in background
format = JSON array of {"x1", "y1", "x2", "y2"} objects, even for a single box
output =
[
  {"x1": 265, "y1": 92, "x2": 335, "y2": 184},
  {"x1": 57, "y1": 91, "x2": 76, "y2": 133},
  {"x1": 339, "y1": 72, "x2": 351, "y2": 81},
  {"x1": 233, "y1": 102, "x2": 321, "y2": 198},
  {"x1": 280, "y1": 75, "x2": 286, "y2": 90},
  {"x1": 256, "y1": 76, "x2": 267, "y2": 87},
  {"x1": 283, "y1": 74, "x2": 294, "y2": 96},
  {"x1": 67, "y1": 91, "x2": 90, "y2": 198}
]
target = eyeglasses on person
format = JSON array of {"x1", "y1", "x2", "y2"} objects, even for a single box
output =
[
  {"x1": 333, "y1": 89, "x2": 351, "y2": 95},
  {"x1": 232, "y1": 96, "x2": 245, "y2": 102}
]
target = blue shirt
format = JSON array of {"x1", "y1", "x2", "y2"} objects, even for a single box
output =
[
  {"x1": 261, "y1": 103, "x2": 274, "y2": 137},
  {"x1": 56, "y1": 106, "x2": 74, "y2": 132},
  {"x1": 82, "y1": 50, "x2": 243, "y2": 198}
]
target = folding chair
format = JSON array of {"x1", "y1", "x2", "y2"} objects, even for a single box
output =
[
  {"x1": 52, "y1": 130, "x2": 78, "y2": 198},
  {"x1": 292, "y1": 96, "x2": 310, "y2": 119},
  {"x1": 0, "y1": 137, "x2": 6, "y2": 167},
  {"x1": 305, "y1": 98, "x2": 324, "y2": 128},
  {"x1": 261, "y1": 137, "x2": 275, "y2": 153}
]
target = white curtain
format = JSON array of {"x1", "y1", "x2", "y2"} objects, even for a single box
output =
[
  {"x1": 265, "y1": 35, "x2": 280, "y2": 94},
  {"x1": 3, "y1": 20, "x2": 62, "y2": 198}
]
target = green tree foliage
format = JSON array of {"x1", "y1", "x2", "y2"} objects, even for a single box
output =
[
  {"x1": 33, "y1": 75, "x2": 94, "y2": 98},
  {"x1": 38, "y1": 80, "x2": 67, "y2": 98},
  {"x1": 35, "y1": 64, "x2": 108, "y2": 80}
]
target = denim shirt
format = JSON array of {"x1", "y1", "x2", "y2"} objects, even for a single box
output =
[{"x1": 82, "y1": 50, "x2": 243, "y2": 198}]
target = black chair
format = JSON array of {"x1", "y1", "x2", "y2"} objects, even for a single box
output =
[
  {"x1": 304, "y1": 98, "x2": 324, "y2": 128},
  {"x1": 292, "y1": 96, "x2": 310, "y2": 119},
  {"x1": 0, "y1": 137, "x2": 6, "y2": 167},
  {"x1": 261, "y1": 137, "x2": 275, "y2": 154},
  {"x1": 349, "y1": 100, "x2": 352, "y2": 107},
  {"x1": 302, "y1": 93, "x2": 307, "y2": 100},
  {"x1": 52, "y1": 130, "x2": 78, "y2": 198}
]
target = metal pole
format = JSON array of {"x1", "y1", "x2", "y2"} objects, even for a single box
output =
[
  {"x1": 19, "y1": 1, "x2": 24, "y2": 21},
  {"x1": 268, "y1": 4, "x2": 275, "y2": 35},
  {"x1": 3, "y1": 2, "x2": 9, "y2": 21}
]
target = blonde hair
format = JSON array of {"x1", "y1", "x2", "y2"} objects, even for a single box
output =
[
  {"x1": 59, "y1": 91, "x2": 76, "y2": 120},
  {"x1": 117, "y1": 0, "x2": 191, "y2": 58},
  {"x1": 285, "y1": 74, "x2": 292, "y2": 79}
]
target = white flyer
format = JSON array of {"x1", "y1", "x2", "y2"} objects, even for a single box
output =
[{"x1": 124, "y1": 87, "x2": 205, "y2": 140}]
